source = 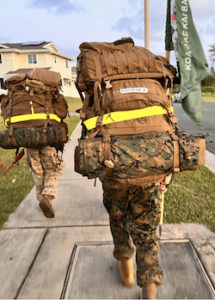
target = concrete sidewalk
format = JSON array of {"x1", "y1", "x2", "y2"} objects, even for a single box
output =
[{"x1": 0, "y1": 123, "x2": 215, "y2": 299}]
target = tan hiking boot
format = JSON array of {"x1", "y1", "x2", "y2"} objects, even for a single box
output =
[
  {"x1": 118, "y1": 258, "x2": 135, "y2": 287},
  {"x1": 39, "y1": 195, "x2": 55, "y2": 218},
  {"x1": 142, "y1": 282, "x2": 157, "y2": 299}
]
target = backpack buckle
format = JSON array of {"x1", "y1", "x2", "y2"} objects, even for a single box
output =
[
  {"x1": 173, "y1": 167, "x2": 180, "y2": 174},
  {"x1": 96, "y1": 115, "x2": 103, "y2": 127},
  {"x1": 104, "y1": 160, "x2": 114, "y2": 169},
  {"x1": 104, "y1": 80, "x2": 112, "y2": 89}
]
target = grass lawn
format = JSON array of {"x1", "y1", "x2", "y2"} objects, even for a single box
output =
[
  {"x1": 0, "y1": 115, "x2": 79, "y2": 229},
  {"x1": 202, "y1": 95, "x2": 215, "y2": 103},
  {"x1": 65, "y1": 97, "x2": 82, "y2": 112},
  {"x1": 66, "y1": 116, "x2": 80, "y2": 136},
  {"x1": 164, "y1": 166, "x2": 215, "y2": 232},
  {"x1": 173, "y1": 93, "x2": 215, "y2": 103}
]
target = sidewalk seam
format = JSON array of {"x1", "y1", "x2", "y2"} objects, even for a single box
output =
[
  {"x1": 14, "y1": 229, "x2": 48, "y2": 299},
  {"x1": 60, "y1": 244, "x2": 78, "y2": 299},
  {"x1": 2, "y1": 225, "x2": 110, "y2": 230},
  {"x1": 189, "y1": 239, "x2": 215, "y2": 295}
]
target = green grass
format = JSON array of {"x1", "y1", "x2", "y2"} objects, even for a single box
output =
[
  {"x1": 164, "y1": 166, "x2": 215, "y2": 232},
  {"x1": 0, "y1": 149, "x2": 35, "y2": 229},
  {"x1": 202, "y1": 95, "x2": 215, "y2": 103},
  {"x1": 65, "y1": 97, "x2": 82, "y2": 112},
  {"x1": 66, "y1": 116, "x2": 80, "y2": 136},
  {"x1": 0, "y1": 115, "x2": 79, "y2": 229}
]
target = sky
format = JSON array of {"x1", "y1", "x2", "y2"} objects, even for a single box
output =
[{"x1": 1, "y1": 0, "x2": 215, "y2": 67}]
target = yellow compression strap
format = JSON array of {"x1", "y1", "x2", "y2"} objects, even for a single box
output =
[
  {"x1": 5, "y1": 113, "x2": 61, "y2": 127},
  {"x1": 84, "y1": 106, "x2": 174, "y2": 130},
  {"x1": 160, "y1": 193, "x2": 164, "y2": 226}
]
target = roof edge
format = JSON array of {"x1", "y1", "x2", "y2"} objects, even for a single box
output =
[
  {"x1": 49, "y1": 50, "x2": 75, "y2": 61},
  {"x1": 0, "y1": 44, "x2": 9, "y2": 49},
  {"x1": 0, "y1": 48, "x2": 75, "y2": 60},
  {"x1": 43, "y1": 42, "x2": 60, "y2": 53}
]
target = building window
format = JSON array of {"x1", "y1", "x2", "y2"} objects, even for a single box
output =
[
  {"x1": 0, "y1": 54, "x2": 2, "y2": 64},
  {"x1": 66, "y1": 60, "x2": 69, "y2": 68},
  {"x1": 54, "y1": 56, "x2": 57, "y2": 63},
  {"x1": 28, "y1": 54, "x2": 37, "y2": 64}
]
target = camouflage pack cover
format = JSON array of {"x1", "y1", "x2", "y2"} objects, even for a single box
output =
[
  {"x1": 75, "y1": 131, "x2": 205, "y2": 180},
  {"x1": 0, "y1": 126, "x2": 67, "y2": 151}
]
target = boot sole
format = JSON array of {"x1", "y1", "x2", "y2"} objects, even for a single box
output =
[{"x1": 39, "y1": 202, "x2": 55, "y2": 218}]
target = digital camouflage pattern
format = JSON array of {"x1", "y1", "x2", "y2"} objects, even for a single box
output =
[
  {"x1": 102, "y1": 178, "x2": 163, "y2": 287},
  {"x1": 75, "y1": 130, "x2": 205, "y2": 179},
  {"x1": 0, "y1": 126, "x2": 67, "y2": 150},
  {"x1": 25, "y1": 146, "x2": 65, "y2": 201},
  {"x1": 177, "y1": 131, "x2": 203, "y2": 171}
]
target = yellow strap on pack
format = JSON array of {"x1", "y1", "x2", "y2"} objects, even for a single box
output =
[
  {"x1": 5, "y1": 113, "x2": 61, "y2": 127},
  {"x1": 159, "y1": 193, "x2": 164, "y2": 237},
  {"x1": 84, "y1": 106, "x2": 174, "y2": 130},
  {"x1": 160, "y1": 193, "x2": 164, "y2": 226}
]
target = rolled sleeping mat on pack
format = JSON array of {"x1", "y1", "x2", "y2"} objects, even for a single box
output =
[
  {"x1": 0, "y1": 126, "x2": 68, "y2": 150},
  {"x1": 27, "y1": 68, "x2": 62, "y2": 88},
  {"x1": 75, "y1": 130, "x2": 206, "y2": 179}
]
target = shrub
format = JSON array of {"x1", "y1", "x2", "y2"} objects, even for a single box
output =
[
  {"x1": 201, "y1": 86, "x2": 215, "y2": 95},
  {"x1": 201, "y1": 75, "x2": 215, "y2": 87}
]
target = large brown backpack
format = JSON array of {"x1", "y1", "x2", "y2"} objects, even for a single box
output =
[
  {"x1": 75, "y1": 37, "x2": 206, "y2": 184},
  {"x1": 1, "y1": 69, "x2": 68, "y2": 136},
  {"x1": 76, "y1": 37, "x2": 178, "y2": 139}
]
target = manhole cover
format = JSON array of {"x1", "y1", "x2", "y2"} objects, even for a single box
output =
[{"x1": 64, "y1": 240, "x2": 215, "y2": 299}]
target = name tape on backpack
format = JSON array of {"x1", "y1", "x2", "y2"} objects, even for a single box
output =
[{"x1": 120, "y1": 88, "x2": 148, "y2": 94}]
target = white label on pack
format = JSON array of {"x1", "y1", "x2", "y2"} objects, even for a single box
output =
[{"x1": 120, "y1": 88, "x2": 148, "y2": 94}]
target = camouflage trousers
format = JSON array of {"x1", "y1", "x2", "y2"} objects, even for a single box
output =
[
  {"x1": 102, "y1": 178, "x2": 163, "y2": 287},
  {"x1": 25, "y1": 146, "x2": 65, "y2": 201}
]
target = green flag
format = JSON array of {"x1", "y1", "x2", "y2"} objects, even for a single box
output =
[{"x1": 165, "y1": 0, "x2": 209, "y2": 128}]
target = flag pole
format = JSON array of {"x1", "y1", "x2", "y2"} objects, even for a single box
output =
[
  {"x1": 165, "y1": 0, "x2": 171, "y2": 62},
  {"x1": 144, "y1": 0, "x2": 150, "y2": 50},
  {"x1": 166, "y1": 50, "x2": 171, "y2": 62}
]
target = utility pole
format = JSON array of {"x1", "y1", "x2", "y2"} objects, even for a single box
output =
[
  {"x1": 144, "y1": 0, "x2": 150, "y2": 50},
  {"x1": 166, "y1": 50, "x2": 171, "y2": 62}
]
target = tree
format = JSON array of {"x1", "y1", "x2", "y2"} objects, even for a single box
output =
[
  {"x1": 210, "y1": 67, "x2": 215, "y2": 77},
  {"x1": 202, "y1": 48, "x2": 215, "y2": 96},
  {"x1": 209, "y1": 44, "x2": 215, "y2": 66},
  {"x1": 201, "y1": 75, "x2": 215, "y2": 86}
]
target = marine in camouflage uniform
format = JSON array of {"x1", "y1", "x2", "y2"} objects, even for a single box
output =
[
  {"x1": 76, "y1": 128, "x2": 201, "y2": 296},
  {"x1": 101, "y1": 177, "x2": 163, "y2": 289},
  {"x1": 25, "y1": 146, "x2": 65, "y2": 218}
]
